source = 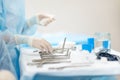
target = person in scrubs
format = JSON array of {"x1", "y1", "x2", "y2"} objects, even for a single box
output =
[{"x1": 0, "y1": 0, "x2": 54, "y2": 79}]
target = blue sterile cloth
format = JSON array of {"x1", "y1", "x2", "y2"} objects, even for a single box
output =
[{"x1": 34, "y1": 32, "x2": 88, "y2": 46}]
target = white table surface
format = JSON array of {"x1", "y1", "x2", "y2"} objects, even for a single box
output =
[{"x1": 19, "y1": 47, "x2": 120, "y2": 80}]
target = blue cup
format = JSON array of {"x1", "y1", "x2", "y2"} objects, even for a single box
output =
[
  {"x1": 88, "y1": 38, "x2": 94, "y2": 49},
  {"x1": 103, "y1": 40, "x2": 109, "y2": 49},
  {"x1": 82, "y1": 44, "x2": 92, "y2": 53}
]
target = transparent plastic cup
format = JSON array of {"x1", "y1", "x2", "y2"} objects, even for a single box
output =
[{"x1": 94, "y1": 32, "x2": 111, "y2": 50}]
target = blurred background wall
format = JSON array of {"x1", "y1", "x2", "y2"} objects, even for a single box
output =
[{"x1": 25, "y1": 0, "x2": 120, "y2": 52}]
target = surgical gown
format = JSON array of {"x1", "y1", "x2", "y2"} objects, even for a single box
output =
[
  {"x1": 0, "y1": 0, "x2": 37, "y2": 79},
  {"x1": 0, "y1": 38, "x2": 17, "y2": 79}
]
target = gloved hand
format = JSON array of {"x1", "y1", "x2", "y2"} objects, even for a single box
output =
[
  {"x1": 14, "y1": 35, "x2": 53, "y2": 53},
  {"x1": 37, "y1": 14, "x2": 55, "y2": 26},
  {"x1": 27, "y1": 14, "x2": 55, "y2": 27},
  {"x1": 29, "y1": 37, "x2": 53, "y2": 53},
  {"x1": 0, "y1": 30, "x2": 16, "y2": 45}
]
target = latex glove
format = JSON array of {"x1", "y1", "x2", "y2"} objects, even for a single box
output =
[
  {"x1": 14, "y1": 35, "x2": 53, "y2": 53},
  {"x1": 29, "y1": 37, "x2": 53, "y2": 53},
  {"x1": 0, "y1": 30, "x2": 16, "y2": 45},
  {"x1": 38, "y1": 14, "x2": 55, "y2": 26},
  {"x1": 27, "y1": 14, "x2": 55, "y2": 27}
]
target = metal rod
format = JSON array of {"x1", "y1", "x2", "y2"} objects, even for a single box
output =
[
  {"x1": 32, "y1": 58, "x2": 70, "y2": 62},
  {"x1": 48, "y1": 63, "x2": 91, "y2": 70},
  {"x1": 62, "y1": 37, "x2": 66, "y2": 53},
  {"x1": 27, "y1": 60, "x2": 71, "y2": 66}
]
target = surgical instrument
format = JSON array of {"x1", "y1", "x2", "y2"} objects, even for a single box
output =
[
  {"x1": 62, "y1": 37, "x2": 66, "y2": 53},
  {"x1": 40, "y1": 49, "x2": 70, "y2": 59},
  {"x1": 48, "y1": 63, "x2": 92, "y2": 70},
  {"x1": 27, "y1": 49, "x2": 71, "y2": 67},
  {"x1": 27, "y1": 60, "x2": 71, "y2": 67}
]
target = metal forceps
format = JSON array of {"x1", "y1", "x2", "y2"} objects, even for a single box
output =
[
  {"x1": 39, "y1": 37, "x2": 70, "y2": 59},
  {"x1": 27, "y1": 49, "x2": 71, "y2": 67},
  {"x1": 40, "y1": 49, "x2": 71, "y2": 59},
  {"x1": 39, "y1": 37, "x2": 67, "y2": 55},
  {"x1": 27, "y1": 37, "x2": 72, "y2": 67}
]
